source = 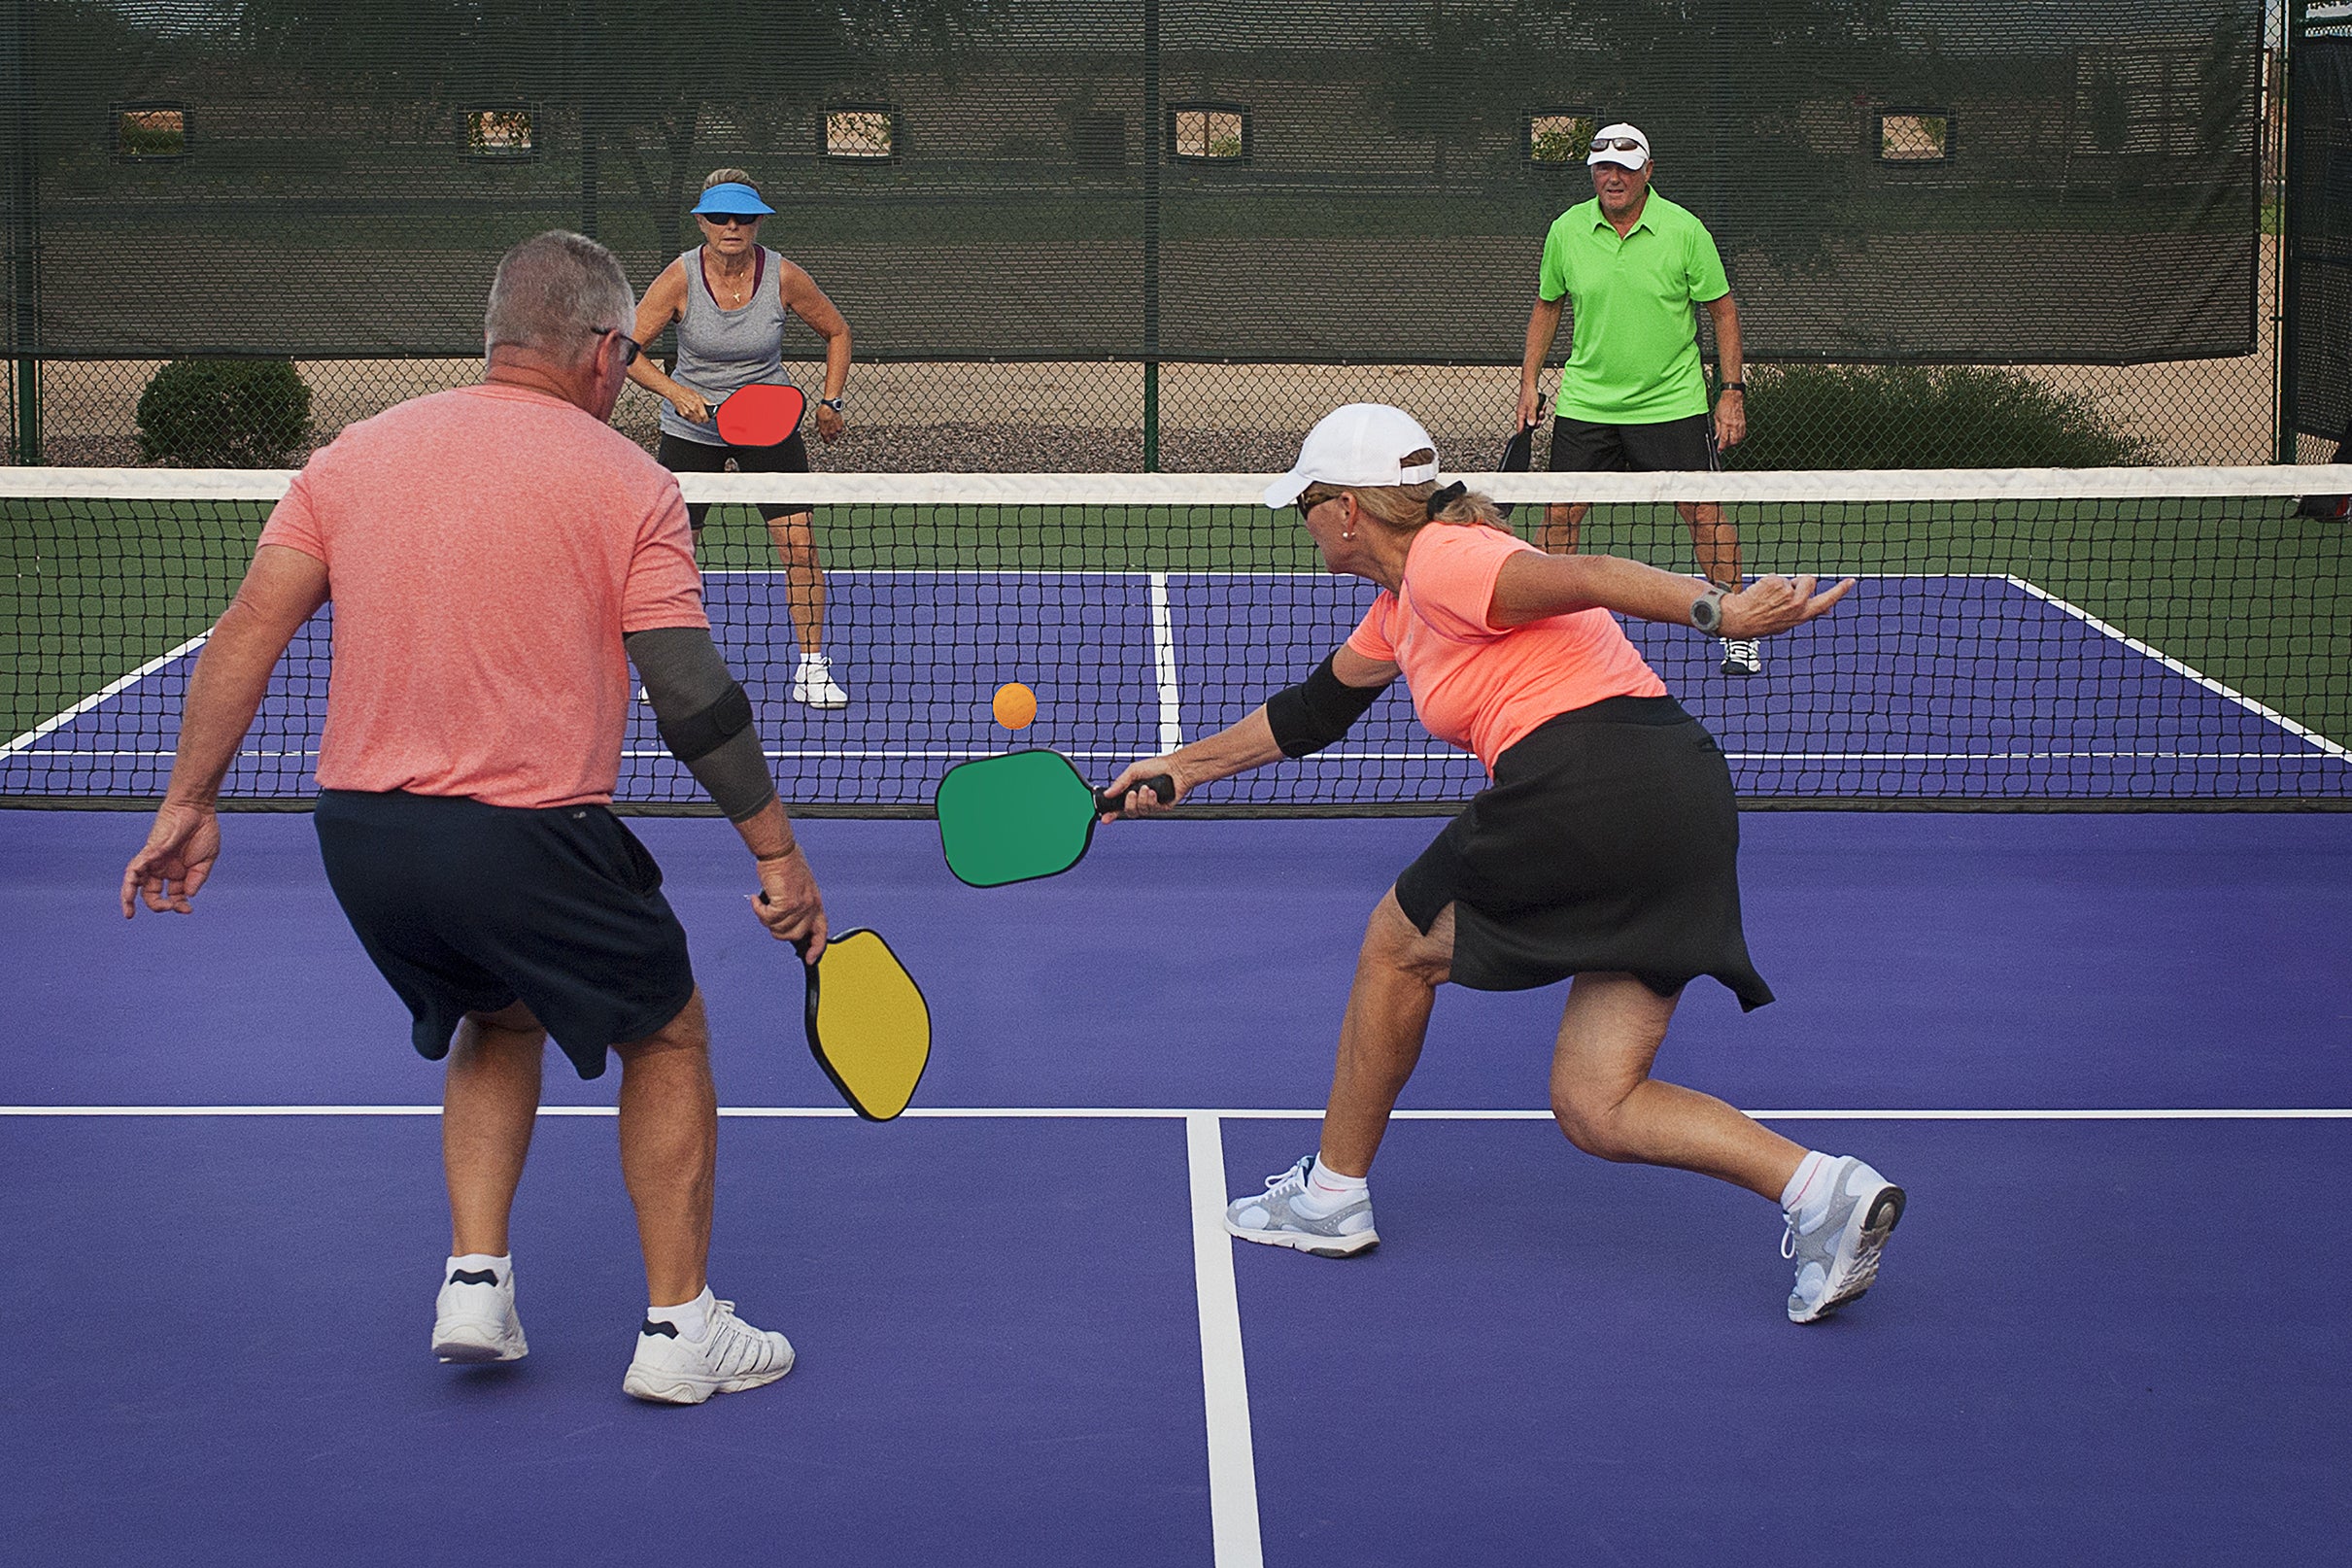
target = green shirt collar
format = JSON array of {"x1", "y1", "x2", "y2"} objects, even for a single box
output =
[{"x1": 1585, "y1": 193, "x2": 1656, "y2": 237}]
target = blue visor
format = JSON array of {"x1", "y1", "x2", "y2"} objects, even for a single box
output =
[{"x1": 691, "y1": 182, "x2": 775, "y2": 218}]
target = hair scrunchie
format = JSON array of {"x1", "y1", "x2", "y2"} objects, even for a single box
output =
[{"x1": 1424, "y1": 481, "x2": 1468, "y2": 520}]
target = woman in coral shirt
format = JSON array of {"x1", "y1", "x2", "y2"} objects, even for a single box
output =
[{"x1": 1104, "y1": 404, "x2": 1898, "y2": 1325}]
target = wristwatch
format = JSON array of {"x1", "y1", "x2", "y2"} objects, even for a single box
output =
[
  {"x1": 1721, "y1": 380, "x2": 1746, "y2": 392},
  {"x1": 1688, "y1": 583, "x2": 1728, "y2": 633},
  {"x1": 816, "y1": 395, "x2": 844, "y2": 412}
]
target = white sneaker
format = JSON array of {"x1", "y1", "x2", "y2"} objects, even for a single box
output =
[
  {"x1": 1224, "y1": 1153, "x2": 1380, "y2": 1257},
  {"x1": 432, "y1": 1259, "x2": 528, "y2": 1363},
  {"x1": 1784, "y1": 1157, "x2": 1905, "y2": 1323},
  {"x1": 622, "y1": 1296, "x2": 796, "y2": 1405},
  {"x1": 791, "y1": 652, "x2": 849, "y2": 708},
  {"x1": 1721, "y1": 637, "x2": 1762, "y2": 676}
]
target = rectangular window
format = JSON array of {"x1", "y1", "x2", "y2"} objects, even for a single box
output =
[
  {"x1": 1171, "y1": 103, "x2": 1248, "y2": 162},
  {"x1": 116, "y1": 105, "x2": 188, "y2": 160},
  {"x1": 826, "y1": 105, "x2": 898, "y2": 160},
  {"x1": 464, "y1": 107, "x2": 537, "y2": 158},
  {"x1": 1878, "y1": 111, "x2": 1952, "y2": 162},
  {"x1": 1526, "y1": 111, "x2": 1597, "y2": 165}
]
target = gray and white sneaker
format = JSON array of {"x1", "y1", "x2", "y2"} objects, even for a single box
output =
[
  {"x1": 622, "y1": 1297, "x2": 796, "y2": 1405},
  {"x1": 1721, "y1": 637, "x2": 1762, "y2": 676},
  {"x1": 1224, "y1": 1154, "x2": 1380, "y2": 1257},
  {"x1": 791, "y1": 652, "x2": 849, "y2": 709},
  {"x1": 432, "y1": 1259, "x2": 528, "y2": 1364},
  {"x1": 1784, "y1": 1157, "x2": 1905, "y2": 1323}
]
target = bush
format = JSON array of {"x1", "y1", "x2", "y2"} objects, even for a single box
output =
[
  {"x1": 1725, "y1": 364, "x2": 2152, "y2": 470},
  {"x1": 136, "y1": 358, "x2": 313, "y2": 467}
]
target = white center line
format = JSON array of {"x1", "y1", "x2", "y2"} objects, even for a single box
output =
[
  {"x1": 1186, "y1": 1112, "x2": 1263, "y2": 1568},
  {"x1": 1149, "y1": 571, "x2": 1184, "y2": 750}
]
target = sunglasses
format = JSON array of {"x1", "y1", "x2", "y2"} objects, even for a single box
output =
[
  {"x1": 605, "y1": 329, "x2": 642, "y2": 366},
  {"x1": 700, "y1": 213, "x2": 763, "y2": 227},
  {"x1": 1589, "y1": 137, "x2": 1645, "y2": 153}
]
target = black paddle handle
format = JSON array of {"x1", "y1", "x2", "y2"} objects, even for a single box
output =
[{"x1": 1095, "y1": 773, "x2": 1176, "y2": 815}]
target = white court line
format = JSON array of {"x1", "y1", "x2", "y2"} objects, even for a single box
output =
[
  {"x1": 2005, "y1": 574, "x2": 2352, "y2": 761},
  {"x1": 6, "y1": 1105, "x2": 2349, "y2": 1119},
  {"x1": 1, "y1": 631, "x2": 208, "y2": 759},
  {"x1": 1149, "y1": 571, "x2": 1185, "y2": 750},
  {"x1": 1187, "y1": 1113, "x2": 1264, "y2": 1568}
]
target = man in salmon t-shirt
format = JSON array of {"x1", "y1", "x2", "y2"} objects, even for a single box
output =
[{"x1": 120, "y1": 231, "x2": 822, "y2": 1407}]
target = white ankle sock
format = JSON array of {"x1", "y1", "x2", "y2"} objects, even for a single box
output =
[
  {"x1": 1292, "y1": 1156, "x2": 1368, "y2": 1219},
  {"x1": 1780, "y1": 1151, "x2": 1836, "y2": 1222},
  {"x1": 446, "y1": 1252, "x2": 511, "y2": 1285},
  {"x1": 647, "y1": 1284, "x2": 715, "y2": 1343}
]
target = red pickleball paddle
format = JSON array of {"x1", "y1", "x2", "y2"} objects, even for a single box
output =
[{"x1": 714, "y1": 384, "x2": 806, "y2": 447}]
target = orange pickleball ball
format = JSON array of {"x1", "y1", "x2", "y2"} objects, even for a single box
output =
[{"x1": 992, "y1": 681, "x2": 1039, "y2": 730}]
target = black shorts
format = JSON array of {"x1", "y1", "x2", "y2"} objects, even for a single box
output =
[
  {"x1": 1551, "y1": 410, "x2": 1719, "y2": 473},
  {"x1": 1392, "y1": 697, "x2": 1774, "y2": 1008},
  {"x1": 314, "y1": 790, "x2": 698, "y2": 1079},
  {"x1": 658, "y1": 429, "x2": 814, "y2": 528}
]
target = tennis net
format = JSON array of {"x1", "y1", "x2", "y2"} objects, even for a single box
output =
[{"x1": 4, "y1": 465, "x2": 2348, "y2": 812}]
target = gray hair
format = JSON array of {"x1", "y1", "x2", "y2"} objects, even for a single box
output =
[{"x1": 483, "y1": 230, "x2": 634, "y2": 360}]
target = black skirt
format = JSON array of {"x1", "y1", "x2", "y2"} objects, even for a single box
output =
[{"x1": 1392, "y1": 696, "x2": 1774, "y2": 1008}]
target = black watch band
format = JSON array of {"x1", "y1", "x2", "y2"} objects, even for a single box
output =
[{"x1": 1721, "y1": 380, "x2": 1746, "y2": 392}]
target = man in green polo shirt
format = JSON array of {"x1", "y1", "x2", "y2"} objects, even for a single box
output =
[{"x1": 1517, "y1": 122, "x2": 1758, "y2": 675}]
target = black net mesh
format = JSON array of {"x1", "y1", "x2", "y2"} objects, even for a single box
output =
[{"x1": 5, "y1": 467, "x2": 2347, "y2": 812}]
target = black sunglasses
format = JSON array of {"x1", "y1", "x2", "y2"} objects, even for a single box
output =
[
  {"x1": 701, "y1": 213, "x2": 763, "y2": 227},
  {"x1": 605, "y1": 329, "x2": 642, "y2": 366}
]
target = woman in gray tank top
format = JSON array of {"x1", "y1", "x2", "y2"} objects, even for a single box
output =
[{"x1": 628, "y1": 170, "x2": 856, "y2": 708}]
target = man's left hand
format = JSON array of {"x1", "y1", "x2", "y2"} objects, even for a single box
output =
[
  {"x1": 814, "y1": 404, "x2": 846, "y2": 444},
  {"x1": 1714, "y1": 389, "x2": 1747, "y2": 449}
]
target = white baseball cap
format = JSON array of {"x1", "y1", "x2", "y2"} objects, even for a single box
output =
[
  {"x1": 1263, "y1": 403, "x2": 1442, "y2": 509},
  {"x1": 1585, "y1": 122, "x2": 1651, "y2": 171}
]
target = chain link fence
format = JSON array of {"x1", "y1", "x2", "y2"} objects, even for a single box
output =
[{"x1": 9, "y1": 229, "x2": 2291, "y2": 477}]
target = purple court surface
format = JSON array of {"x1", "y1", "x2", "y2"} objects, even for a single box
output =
[
  {"x1": 9, "y1": 571, "x2": 2345, "y2": 805},
  {"x1": 4, "y1": 807, "x2": 2349, "y2": 1566}
]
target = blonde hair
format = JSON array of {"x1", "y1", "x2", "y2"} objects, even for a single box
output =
[
  {"x1": 1299, "y1": 451, "x2": 1510, "y2": 535},
  {"x1": 702, "y1": 167, "x2": 758, "y2": 192}
]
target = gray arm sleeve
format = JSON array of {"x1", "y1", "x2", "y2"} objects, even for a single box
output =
[{"x1": 623, "y1": 626, "x2": 777, "y2": 823}]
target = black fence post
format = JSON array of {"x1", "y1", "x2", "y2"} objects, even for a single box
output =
[
  {"x1": 4, "y1": 0, "x2": 39, "y2": 464},
  {"x1": 1142, "y1": 0, "x2": 1160, "y2": 472}
]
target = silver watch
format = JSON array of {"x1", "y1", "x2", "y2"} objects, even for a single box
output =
[
  {"x1": 817, "y1": 395, "x2": 844, "y2": 412},
  {"x1": 1688, "y1": 584, "x2": 1728, "y2": 633}
]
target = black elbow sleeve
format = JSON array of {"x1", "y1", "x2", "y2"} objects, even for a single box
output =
[
  {"x1": 655, "y1": 681, "x2": 755, "y2": 765},
  {"x1": 1265, "y1": 652, "x2": 1386, "y2": 758}
]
